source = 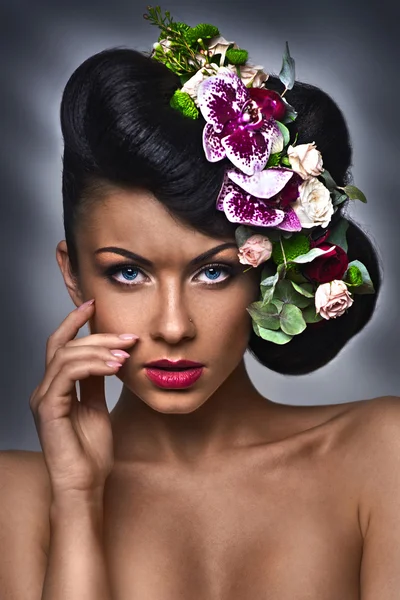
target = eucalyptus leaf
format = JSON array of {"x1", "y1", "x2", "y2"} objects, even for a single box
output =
[
  {"x1": 318, "y1": 169, "x2": 338, "y2": 191},
  {"x1": 289, "y1": 246, "x2": 337, "y2": 264},
  {"x1": 271, "y1": 299, "x2": 284, "y2": 312},
  {"x1": 247, "y1": 302, "x2": 281, "y2": 330},
  {"x1": 258, "y1": 326, "x2": 293, "y2": 344},
  {"x1": 345, "y1": 260, "x2": 375, "y2": 294},
  {"x1": 302, "y1": 304, "x2": 324, "y2": 323},
  {"x1": 260, "y1": 271, "x2": 279, "y2": 305},
  {"x1": 273, "y1": 279, "x2": 312, "y2": 308},
  {"x1": 276, "y1": 121, "x2": 290, "y2": 148},
  {"x1": 281, "y1": 98, "x2": 298, "y2": 123},
  {"x1": 331, "y1": 189, "x2": 349, "y2": 208},
  {"x1": 343, "y1": 185, "x2": 367, "y2": 204},
  {"x1": 289, "y1": 280, "x2": 315, "y2": 298},
  {"x1": 235, "y1": 225, "x2": 256, "y2": 248},
  {"x1": 279, "y1": 303, "x2": 307, "y2": 335},
  {"x1": 326, "y1": 218, "x2": 349, "y2": 252},
  {"x1": 279, "y1": 41, "x2": 295, "y2": 90}
]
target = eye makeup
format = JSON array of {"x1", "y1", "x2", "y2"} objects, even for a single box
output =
[{"x1": 100, "y1": 261, "x2": 241, "y2": 288}]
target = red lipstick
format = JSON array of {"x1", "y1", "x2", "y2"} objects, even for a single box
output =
[{"x1": 144, "y1": 359, "x2": 204, "y2": 389}]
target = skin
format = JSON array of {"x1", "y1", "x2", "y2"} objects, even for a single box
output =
[{"x1": 56, "y1": 186, "x2": 281, "y2": 468}]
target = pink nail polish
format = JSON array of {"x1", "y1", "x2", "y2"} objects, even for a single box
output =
[{"x1": 77, "y1": 299, "x2": 95, "y2": 311}]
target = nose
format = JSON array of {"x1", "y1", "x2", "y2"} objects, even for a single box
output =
[{"x1": 149, "y1": 279, "x2": 195, "y2": 345}]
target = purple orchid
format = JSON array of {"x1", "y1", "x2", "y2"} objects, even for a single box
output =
[
  {"x1": 197, "y1": 69, "x2": 284, "y2": 176},
  {"x1": 216, "y1": 167, "x2": 302, "y2": 231}
]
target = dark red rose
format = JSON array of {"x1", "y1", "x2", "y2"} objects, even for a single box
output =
[
  {"x1": 248, "y1": 87, "x2": 286, "y2": 121},
  {"x1": 303, "y1": 242, "x2": 349, "y2": 284}
]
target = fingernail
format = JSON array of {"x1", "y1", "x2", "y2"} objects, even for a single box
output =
[
  {"x1": 77, "y1": 299, "x2": 95, "y2": 311},
  {"x1": 118, "y1": 334, "x2": 139, "y2": 340},
  {"x1": 110, "y1": 350, "x2": 130, "y2": 358}
]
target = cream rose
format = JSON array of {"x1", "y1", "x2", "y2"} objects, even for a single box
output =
[
  {"x1": 224, "y1": 63, "x2": 269, "y2": 88},
  {"x1": 315, "y1": 280, "x2": 354, "y2": 320},
  {"x1": 181, "y1": 63, "x2": 220, "y2": 102},
  {"x1": 291, "y1": 177, "x2": 334, "y2": 228},
  {"x1": 287, "y1": 142, "x2": 324, "y2": 180},
  {"x1": 238, "y1": 234, "x2": 273, "y2": 267},
  {"x1": 207, "y1": 35, "x2": 238, "y2": 66}
]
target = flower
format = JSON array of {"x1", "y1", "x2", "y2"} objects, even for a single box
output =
[
  {"x1": 207, "y1": 35, "x2": 238, "y2": 66},
  {"x1": 303, "y1": 242, "x2": 349, "y2": 284},
  {"x1": 224, "y1": 62, "x2": 269, "y2": 87},
  {"x1": 315, "y1": 280, "x2": 354, "y2": 320},
  {"x1": 216, "y1": 168, "x2": 302, "y2": 230},
  {"x1": 287, "y1": 142, "x2": 324, "y2": 180},
  {"x1": 181, "y1": 63, "x2": 220, "y2": 102},
  {"x1": 238, "y1": 234, "x2": 273, "y2": 267},
  {"x1": 291, "y1": 177, "x2": 334, "y2": 228},
  {"x1": 197, "y1": 69, "x2": 285, "y2": 175}
]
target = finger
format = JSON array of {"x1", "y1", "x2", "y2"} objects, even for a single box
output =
[
  {"x1": 45, "y1": 299, "x2": 96, "y2": 368},
  {"x1": 64, "y1": 332, "x2": 140, "y2": 351},
  {"x1": 78, "y1": 374, "x2": 107, "y2": 414},
  {"x1": 35, "y1": 358, "x2": 123, "y2": 421},
  {"x1": 32, "y1": 345, "x2": 129, "y2": 410}
]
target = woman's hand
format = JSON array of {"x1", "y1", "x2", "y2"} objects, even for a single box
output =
[{"x1": 29, "y1": 299, "x2": 139, "y2": 499}]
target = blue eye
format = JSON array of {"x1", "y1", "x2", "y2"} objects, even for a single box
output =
[{"x1": 104, "y1": 262, "x2": 236, "y2": 287}]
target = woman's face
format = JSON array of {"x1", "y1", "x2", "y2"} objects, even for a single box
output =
[{"x1": 59, "y1": 187, "x2": 261, "y2": 413}]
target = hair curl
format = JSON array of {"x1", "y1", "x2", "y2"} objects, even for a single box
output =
[{"x1": 60, "y1": 47, "x2": 382, "y2": 375}]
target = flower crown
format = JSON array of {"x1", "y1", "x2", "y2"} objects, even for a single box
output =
[{"x1": 143, "y1": 6, "x2": 375, "y2": 345}]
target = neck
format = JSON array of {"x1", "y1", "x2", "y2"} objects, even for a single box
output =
[{"x1": 109, "y1": 358, "x2": 277, "y2": 466}]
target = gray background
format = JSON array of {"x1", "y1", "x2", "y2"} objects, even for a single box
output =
[{"x1": 1, "y1": 0, "x2": 399, "y2": 451}]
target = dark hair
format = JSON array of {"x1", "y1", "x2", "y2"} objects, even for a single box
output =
[{"x1": 60, "y1": 47, "x2": 382, "y2": 375}]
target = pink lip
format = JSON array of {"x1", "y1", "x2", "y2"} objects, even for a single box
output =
[
  {"x1": 145, "y1": 359, "x2": 204, "y2": 368},
  {"x1": 144, "y1": 367, "x2": 204, "y2": 389}
]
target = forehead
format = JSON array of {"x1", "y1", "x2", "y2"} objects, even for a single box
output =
[{"x1": 77, "y1": 187, "x2": 235, "y2": 259}]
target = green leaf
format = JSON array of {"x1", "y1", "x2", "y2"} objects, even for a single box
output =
[
  {"x1": 281, "y1": 98, "x2": 298, "y2": 123},
  {"x1": 279, "y1": 41, "x2": 295, "y2": 90},
  {"x1": 260, "y1": 272, "x2": 279, "y2": 305},
  {"x1": 302, "y1": 304, "x2": 324, "y2": 323},
  {"x1": 343, "y1": 185, "x2": 367, "y2": 204},
  {"x1": 235, "y1": 225, "x2": 256, "y2": 248},
  {"x1": 276, "y1": 121, "x2": 290, "y2": 148},
  {"x1": 326, "y1": 218, "x2": 349, "y2": 252},
  {"x1": 252, "y1": 321, "x2": 261, "y2": 336},
  {"x1": 271, "y1": 299, "x2": 284, "y2": 312},
  {"x1": 257, "y1": 326, "x2": 293, "y2": 344},
  {"x1": 289, "y1": 280, "x2": 315, "y2": 298},
  {"x1": 281, "y1": 156, "x2": 291, "y2": 167},
  {"x1": 345, "y1": 260, "x2": 375, "y2": 294},
  {"x1": 273, "y1": 279, "x2": 312, "y2": 309},
  {"x1": 289, "y1": 246, "x2": 337, "y2": 264},
  {"x1": 279, "y1": 303, "x2": 307, "y2": 335},
  {"x1": 331, "y1": 189, "x2": 349, "y2": 208},
  {"x1": 247, "y1": 302, "x2": 281, "y2": 330},
  {"x1": 318, "y1": 169, "x2": 338, "y2": 191}
]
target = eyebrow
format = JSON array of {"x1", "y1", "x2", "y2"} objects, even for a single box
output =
[{"x1": 94, "y1": 242, "x2": 238, "y2": 268}]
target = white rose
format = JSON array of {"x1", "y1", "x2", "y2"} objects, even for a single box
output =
[
  {"x1": 238, "y1": 63, "x2": 269, "y2": 88},
  {"x1": 287, "y1": 142, "x2": 324, "y2": 180},
  {"x1": 207, "y1": 35, "x2": 239, "y2": 66},
  {"x1": 181, "y1": 63, "x2": 220, "y2": 103},
  {"x1": 315, "y1": 280, "x2": 354, "y2": 320},
  {"x1": 291, "y1": 177, "x2": 334, "y2": 228},
  {"x1": 223, "y1": 63, "x2": 268, "y2": 88}
]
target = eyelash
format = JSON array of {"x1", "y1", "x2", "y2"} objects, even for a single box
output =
[{"x1": 103, "y1": 262, "x2": 238, "y2": 288}]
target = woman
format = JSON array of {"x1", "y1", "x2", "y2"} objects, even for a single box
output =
[{"x1": 1, "y1": 9, "x2": 400, "y2": 599}]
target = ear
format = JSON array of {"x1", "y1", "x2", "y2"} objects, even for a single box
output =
[{"x1": 56, "y1": 240, "x2": 83, "y2": 309}]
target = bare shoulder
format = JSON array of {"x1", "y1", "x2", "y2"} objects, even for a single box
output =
[
  {"x1": 338, "y1": 396, "x2": 400, "y2": 537},
  {"x1": 0, "y1": 450, "x2": 51, "y2": 554}
]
